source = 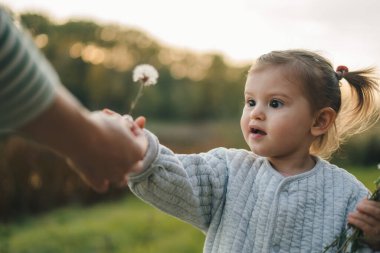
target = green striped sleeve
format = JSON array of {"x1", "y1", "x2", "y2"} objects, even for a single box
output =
[{"x1": 0, "y1": 8, "x2": 59, "y2": 132}]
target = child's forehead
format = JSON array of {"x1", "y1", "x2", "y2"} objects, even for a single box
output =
[{"x1": 244, "y1": 66, "x2": 308, "y2": 97}]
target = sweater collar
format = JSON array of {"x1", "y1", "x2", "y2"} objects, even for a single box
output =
[{"x1": 262, "y1": 156, "x2": 324, "y2": 181}]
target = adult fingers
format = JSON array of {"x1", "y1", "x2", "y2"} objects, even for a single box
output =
[
  {"x1": 66, "y1": 158, "x2": 110, "y2": 193},
  {"x1": 116, "y1": 175, "x2": 129, "y2": 188},
  {"x1": 102, "y1": 108, "x2": 118, "y2": 115},
  {"x1": 89, "y1": 179, "x2": 110, "y2": 193},
  {"x1": 130, "y1": 160, "x2": 144, "y2": 173},
  {"x1": 112, "y1": 161, "x2": 144, "y2": 188}
]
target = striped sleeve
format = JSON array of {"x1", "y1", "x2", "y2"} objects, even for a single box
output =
[{"x1": 0, "y1": 8, "x2": 59, "y2": 132}]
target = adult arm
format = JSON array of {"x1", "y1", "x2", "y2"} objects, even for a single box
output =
[{"x1": 0, "y1": 7, "x2": 145, "y2": 192}]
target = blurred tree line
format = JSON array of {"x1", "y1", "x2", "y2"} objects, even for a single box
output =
[
  {"x1": 19, "y1": 13, "x2": 248, "y2": 119},
  {"x1": 0, "y1": 12, "x2": 378, "y2": 222}
]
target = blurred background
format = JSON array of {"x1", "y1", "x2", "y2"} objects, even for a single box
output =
[{"x1": 1, "y1": 1, "x2": 379, "y2": 252}]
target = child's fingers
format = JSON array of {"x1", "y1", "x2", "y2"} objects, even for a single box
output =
[
  {"x1": 349, "y1": 212, "x2": 378, "y2": 228},
  {"x1": 356, "y1": 199, "x2": 380, "y2": 219},
  {"x1": 119, "y1": 114, "x2": 134, "y2": 129},
  {"x1": 130, "y1": 123, "x2": 143, "y2": 136},
  {"x1": 134, "y1": 116, "x2": 146, "y2": 128},
  {"x1": 122, "y1": 114, "x2": 134, "y2": 122},
  {"x1": 348, "y1": 212, "x2": 380, "y2": 237},
  {"x1": 349, "y1": 199, "x2": 380, "y2": 238}
]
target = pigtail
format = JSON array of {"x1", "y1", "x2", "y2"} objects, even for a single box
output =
[
  {"x1": 343, "y1": 68, "x2": 378, "y2": 110},
  {"x1": 311, "y1": 67, "x2": 379, "y2": 159},
  {"x1": 334, "y1": 67, "x2": 380, "y2": 154}
]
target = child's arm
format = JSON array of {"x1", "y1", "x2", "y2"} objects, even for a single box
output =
[
  {"x1": 127, "y1": 123, "x2": 230, "y2": 232},
  {"x1": 348, "y1": 199, "x2": 380, "y2": 250}
]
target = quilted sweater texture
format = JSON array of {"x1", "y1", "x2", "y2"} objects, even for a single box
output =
[{"x1": 128, "y1": 131, "x2": 373, "y2": 253}]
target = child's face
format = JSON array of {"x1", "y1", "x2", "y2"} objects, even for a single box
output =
[{"x1": 240, "y1": 66, "x2": 316, "y2": 159}]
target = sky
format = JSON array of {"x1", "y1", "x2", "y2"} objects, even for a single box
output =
[{"x1": 4, "y1": 0, "x2": 380, "y2": 68}]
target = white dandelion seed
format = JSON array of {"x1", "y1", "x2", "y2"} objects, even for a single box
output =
[{"x1": 133, "y1": 64, "x2": 159, "y2": 86}]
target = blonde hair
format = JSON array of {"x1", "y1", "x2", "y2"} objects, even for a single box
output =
[{"x1": 249, "y1": 49, "x2": 380, "y2": 159}]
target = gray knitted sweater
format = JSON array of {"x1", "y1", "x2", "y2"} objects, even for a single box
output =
[{"x1": 128, "y1": 131, "x2": 372, "y2": 253}]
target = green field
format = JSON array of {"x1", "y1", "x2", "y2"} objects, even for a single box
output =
[
  {"x1": 346, "y1": 166, "x2": 380, "y2": 191},
  {"x1": 1, "y1": 196, "x2": 205, "y2": 253},
  {"x1": 1, "y1": 166, "x2": 378, "y2": 253}
]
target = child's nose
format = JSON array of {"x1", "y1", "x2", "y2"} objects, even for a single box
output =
[{"x1": 250, "y1": 105, "x2": 265, "y2": 120}]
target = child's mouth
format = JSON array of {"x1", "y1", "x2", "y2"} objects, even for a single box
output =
[{"x1": 250, "y1": 128, "x2": 267, "y2": 135}]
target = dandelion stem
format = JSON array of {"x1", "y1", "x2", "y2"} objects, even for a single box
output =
[{"x1": 128, "y1": 81, "x2": 145, "y2": 115}]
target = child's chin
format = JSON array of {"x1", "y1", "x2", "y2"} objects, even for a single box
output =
[{"x1": 249, "y1": 146, "x2": 268, "y2": 156}]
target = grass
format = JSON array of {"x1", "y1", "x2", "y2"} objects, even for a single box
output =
[
  {"x1": 1, "y1": 196, "x2": 204, "y2": 253},
  {"x1": 344, "y1": 165, "x2": 380, "y2": 192}
]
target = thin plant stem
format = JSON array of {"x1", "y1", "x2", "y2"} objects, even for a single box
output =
[{"x1": 128, "y1": 81, "x2": 144, "y2": 115}]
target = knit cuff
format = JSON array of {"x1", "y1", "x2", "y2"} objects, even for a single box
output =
[{"x1": 128, "y1": 129, "x2": 160, "y2": 182}]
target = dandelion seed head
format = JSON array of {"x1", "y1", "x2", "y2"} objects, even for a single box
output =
[
  {"x1": 377, "y1": 163, "x2": 380, "y2": 170},
  {"x1": 133, "y1": 64, "x2": 158, "y2": 86}
]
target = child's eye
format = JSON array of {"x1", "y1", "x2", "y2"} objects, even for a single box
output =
[
  {"x1": 269, "y1": 99, "x2": 284, "y2": 108},
  {"x1": 247, "y1": 99, "x2": 256, "y2": 107}
]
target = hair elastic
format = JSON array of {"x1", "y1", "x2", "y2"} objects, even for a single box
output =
[{"x1": 335, "y1": 65, "x2": 349, "y2": 80}]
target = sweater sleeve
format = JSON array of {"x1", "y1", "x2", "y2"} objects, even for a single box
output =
[
  {"x1": 128, "y1": 130, "x2": 229, "y2": 232},
  {"x1": 0, "y1": 7, "x2": 58, "y2": 133}
]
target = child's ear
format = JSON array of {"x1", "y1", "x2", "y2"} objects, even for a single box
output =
[{"x1": 311, "y1": 107, "x2": 336, "y2": 137}]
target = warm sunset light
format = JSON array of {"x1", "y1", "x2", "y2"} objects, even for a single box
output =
[
  {"x1": 5, "y1": 0, "x2": 380, "y2": 69},
  {"x1": 1, "y1": 1, "x2": 380, "y2": 252}
]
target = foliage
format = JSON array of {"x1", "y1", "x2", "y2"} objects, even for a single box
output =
[{"x1": 333, "y1": 123, "x2": 380, "y2": 166}]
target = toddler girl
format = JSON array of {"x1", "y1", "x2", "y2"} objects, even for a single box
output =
[{"x1": 126, "y1": 49, "x2": 380, "y2": 252}]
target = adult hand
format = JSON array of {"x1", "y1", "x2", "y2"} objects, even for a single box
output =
[
  {"x1": 66, "y1": 110, "x2": 147, "y2": 192},
  {"x1": 102, "y1": 110, "x2": 148, "y2": 175},
  {"x1": 20, "y1": 88, "x2": 146, "y2": 193}
]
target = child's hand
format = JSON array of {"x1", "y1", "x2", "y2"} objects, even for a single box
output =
[
  {"x1": 125, "y1": 116, "x2": 148, "y2": 174},
  {"x1": 348, "y1": 199, "x2": 380, "y2": 250},
  {"x1": 134, "y1": 116, "x2": 146, "y2": 129}
]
